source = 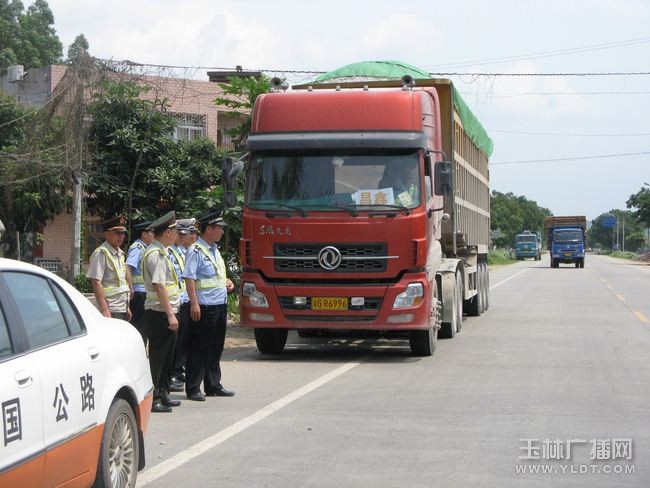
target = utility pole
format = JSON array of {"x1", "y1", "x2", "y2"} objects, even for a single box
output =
[{"x1": 70, "y1": 54, "x2": 89, "y2": 279}]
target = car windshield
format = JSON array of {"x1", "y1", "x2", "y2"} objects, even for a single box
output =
[
  {"x1": 246, "y1": 151, "x2": 422, "y2": 211},
  {"x1": 555, "y1": 230, "x2": 582, "y2": 243},
  {"x1": 516, "y1": 235, "x2": 537, "y2": 243}
]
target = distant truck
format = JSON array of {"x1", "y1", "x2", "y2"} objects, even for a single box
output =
[
  {"x1": 514, "y1": 230, "x2": 542, "y2": 260},
  {"x1": 544, "y1": 216, "x2": 587, "y2": 268}
]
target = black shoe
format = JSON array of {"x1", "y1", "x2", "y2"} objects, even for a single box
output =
[
  {"x1": 169, "y1": 381, "x2": 184, "y2": 392},
  {"x1": 187, "y1": 392, "x2": 206, "y2": 402},
  {"x1": 177, "y1": 372, "x2": 186, "y2": 382},
  {"x1": 151, "y1": 401, "x2": 172, "y2": 413},
  {"x1": 206, "y1": 386, "x2": 235, "y2": 397},
  {"x1": 162, "y1": 396, "x2": 181, "y2": 407}
]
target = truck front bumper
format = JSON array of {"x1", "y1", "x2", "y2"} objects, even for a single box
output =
[{"x1": 239, "y1": 271, "x2": 433, "y2": 331}]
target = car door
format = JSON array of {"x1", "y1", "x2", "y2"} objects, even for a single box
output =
[
  {"x1": 2, "y1": 270, "x2": 107, "y2": 486},
  {"x1": 0, "y1": 275, "x2": 45, "y2": 487}
]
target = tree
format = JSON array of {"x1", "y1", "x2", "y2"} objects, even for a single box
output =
[
  {"x1": 66, "y1": 33, "x2": 88, "y2": 63},
  {"x1": 214, "y1": 75, "x2": 272, "y2": 150},
  {"x1": 0, "y1": 93, "x2": 68, "y2": 259},
  {"x1": 627, "y1": 185, "x2": 650, "y2": 228},
  {"x1": 85, "y1": 80, "x2": 228, "y2": 232},
  {"x1": 490, "y1": 190, "x2": 551, "y2": 248},
  {"x1": 0, "y1": 0, "x2": 62, "y2": 69},
  {"x1": 589, "y1": 209, "x2": 645, "y2": 252}
]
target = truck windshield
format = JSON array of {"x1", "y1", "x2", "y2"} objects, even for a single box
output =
[
  {"x1": 516, "y1": 235, "x2": 537, "y2": 243},
  {"x1": 246, "y1": 151, "x2": 422, "y2": 211},
  {"x1": 554, "y1": 231, "x2": 582, "y2": 243}
]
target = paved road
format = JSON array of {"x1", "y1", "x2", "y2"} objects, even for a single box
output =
[{"x1": 137, "y1": 255, "x2": 650, "y2": 488}]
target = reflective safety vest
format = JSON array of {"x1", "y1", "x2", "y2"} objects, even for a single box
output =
[
  {"x1": 129, "y1": 241, "x2": 146, "y2": 284},
  {"x1": 142, "y1": 247, "x2": 180, "y2": 300},
  {"x1": 193, "y1": 241, "x2": 227, "y2": 290},
  {"x1": 93, "y1": 247, "x2": 129, "y2": 297},
  {"x1": 168, "y1": 246, "x2": 187, "y2": 293}
]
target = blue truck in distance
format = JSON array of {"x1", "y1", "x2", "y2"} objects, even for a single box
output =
[
  {"x1": 514, "y1": 230, "x2": 542, "y2": 260},
  {"x1": 544, "y1": 216, "x2": 587, "y2": 268}
]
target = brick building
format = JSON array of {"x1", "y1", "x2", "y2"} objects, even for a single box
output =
[{"x1": 0, "y1": 64, "x2": 251, "y2": 273}]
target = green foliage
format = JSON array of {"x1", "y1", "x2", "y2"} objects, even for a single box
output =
[
  {"x1": 85, "y1": 79, "x2": 232, "y2": 233},
  {"x1": 66, "y1": 33, "x2": 88, "y2": 63},
  {"x1": 606, "y1": 251, "x2": 638, "y2": 260},
  {"x1": 73, "y1": 272, "x2": 92, "y2": 293},
  {"x1": 490, "y1": 190, "x2": 552, "y2": 248},
  {"x1": 214, "y1": 75, "x2": 272, "y2": 150},
  {"x1": 0, "y1": 0, "x2": 62, "y2": 69},
  {"x1": 488, "y1": 248, "x2": 518, "y2": 265},
  {"x1": 589, "y1": 209, "x2": 646, "y2": 252},
  {"x1": 627, "y1": 185, "x2": 650, "y2": 228},
  {"x1": 0, "y1": 93, "x2": 68, "y2": 258}
]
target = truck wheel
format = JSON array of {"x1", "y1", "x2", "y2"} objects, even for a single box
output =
[
  {"x1": 255, "y1": 328, "x2": 288, "y2": 354},
  {"x1": 93, "y1": 398, "x2": 139, "y2": 488},
  {"x1": 441, "y1": 272, "x2": 463, "y2": 337},
  {"x1": 579, "y1": 259, "x2": 585, "y2": 268},
  {"x1": 465, "y1": 267, "x2": 482, "y2": 317},
  {"x1": 409, "y1": 327, "x2": 436, "y2": 356},
  {"x1": 481, "y1": 263, "x2": 490, "y2": 311}
]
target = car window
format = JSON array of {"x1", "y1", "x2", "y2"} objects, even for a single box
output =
[
  {"x1": 0, "y1": 305, "x2": 12, "y2": 359},
  {"x1": 3, "y1": 272, "x2": 71, "y2": 349},
  {"x1": 51, "y1": 282, "x2": 85, "y2": 335}
]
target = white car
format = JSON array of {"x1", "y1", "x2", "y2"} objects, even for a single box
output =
[{"x1": 0, "y1": 258, "x2": 153, "y2": 487}]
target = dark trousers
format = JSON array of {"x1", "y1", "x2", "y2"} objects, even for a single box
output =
[
  {"x1": 130, "y1": 292, "x2": 147, "y2": 341},
  {"x1": 143, "y1": 309, "x2": 178, "y2": 402},
  {"x1": 171, "y1": 301, "x2": 190, "y2": 379},
  {"x1": 112, "y1": 312, "x2": 128, "y2": 321},
  {"x1": 185, "y1": 304, "x2": 227, "y2": 395}
]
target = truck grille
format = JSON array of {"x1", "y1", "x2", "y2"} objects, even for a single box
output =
[{"x1": 273, "y1": 243, "x2": 387, "y2": 273}]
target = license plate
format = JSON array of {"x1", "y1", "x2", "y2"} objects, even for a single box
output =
[
  {"x1": 564, "y1": 253, "x2": 572, "y2": 257},
  {"x1": 311, "y1": 297, "x2": 348, "y2": 311}
]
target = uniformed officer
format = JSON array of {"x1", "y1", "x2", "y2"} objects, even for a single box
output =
[
  {"x1": 126, "y1": 220, "x2": 154, "y2": 338},
  {"x1": 168, "y1": 218, "x2": 196, "y2": 390},
  {"x1": 182, "y1": 211, "x2": 235, "y2": 401},
  {"x1": 87, "y1": 216, "x2": 131, "y2": 320},
  {"x1": 142, "y1": 211, "x2": 181, "y2": 413}
]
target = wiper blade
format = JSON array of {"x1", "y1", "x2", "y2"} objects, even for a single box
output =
[
  {"x1": 248, "y1": 202, "x2": 307, "y2": 217},
  {"x1": 355, "y1": 204, "x2": 411, "y2": 215}
]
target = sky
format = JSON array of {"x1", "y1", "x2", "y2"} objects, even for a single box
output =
[{"x1": 45, "y1": 0, "x2": 650, "y2": 220}]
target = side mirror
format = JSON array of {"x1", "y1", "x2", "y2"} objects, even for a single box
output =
[
  {"x1": 229, "y1": 160, "x2": 245, "y2": 179},
  {"x1": 434, "y1": 161, "x2": 452, "y2": 196}
]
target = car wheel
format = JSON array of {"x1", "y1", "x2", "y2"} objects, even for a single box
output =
[{"x1": 94, "y1": 398, "x2": 139, "y2": 488}]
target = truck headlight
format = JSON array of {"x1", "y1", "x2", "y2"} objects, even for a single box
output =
[
  {"x1": 392, "y1": 283, "x2": 424, "y2": 309},
  {"x1": 242, "y1": 282, "x2": 269, "y2": 308}
]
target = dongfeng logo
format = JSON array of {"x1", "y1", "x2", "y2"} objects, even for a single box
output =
[{"x1": 318, "y1": 246, "x2": 342, "y2": 270}]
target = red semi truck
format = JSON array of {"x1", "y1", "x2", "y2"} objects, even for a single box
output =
[{"x1": 224, "y1": 68, "x2": 492, "y2": 356}]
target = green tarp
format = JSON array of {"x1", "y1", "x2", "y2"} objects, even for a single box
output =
[{"x1": 312, "y1": 61, "x2": 493, "y2": 158}]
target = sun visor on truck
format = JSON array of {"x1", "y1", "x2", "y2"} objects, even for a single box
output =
[{"x1": 247, "y1": 131, "x2": 428, "y2": 151}]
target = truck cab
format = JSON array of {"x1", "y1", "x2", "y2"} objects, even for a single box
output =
[
  {"x1": 550, "y1": 227, "x2": 585, "y2": 268},
  {"x1": 514, "y1": 230, "x2": 541, "y2": 261}
]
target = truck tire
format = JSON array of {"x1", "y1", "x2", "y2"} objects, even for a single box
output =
[
  {"x1": 441, "y1": 272, "x2": 463, "y2": 337},
  {"x1": 465, "y1": 267, "x2": 482, "y2": 317},
  {"x1": 409, "y1": 327, "x2": 436, "y2": 356},
  {"x1": 255, "y1": 328, "x2": 288, "y2": 354},
  {"x1": 93, "y1": 398, "x2": 139, "y2": 488},
  {"x1": 481, "y1": 262, "x2": 490, "y2": 311},
  {"x1": 579, "y1": 258, "x2": 585, "y2": 268}
]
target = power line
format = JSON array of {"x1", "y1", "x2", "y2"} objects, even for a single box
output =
[
  {"x1": 431, "y1": 71, "x2": 650, "y2": 77},
  {"x1": 492, "y1": 151, "x2": 650, "y2": 165},
  {"x1": 488, "y1": 129, "x2": 650, "y2": 137},
  {"x1": 422, "y1": 36, "x2": 650, "y2": 70},
  {"x1": 462, "y1": 91, "x2": 650, "y2": 97}
]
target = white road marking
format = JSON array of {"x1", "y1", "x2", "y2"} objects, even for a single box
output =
[
  {"x1": 489, "y1": 268, "x2": 528, "y2": 291},
  {"x1": 136, "y1": 361, "x2": 361, "y2": 486}
]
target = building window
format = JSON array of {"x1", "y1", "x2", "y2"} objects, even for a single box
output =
[{"x1": 170, "y1": 113, "x2": 207, "y2": 141}]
